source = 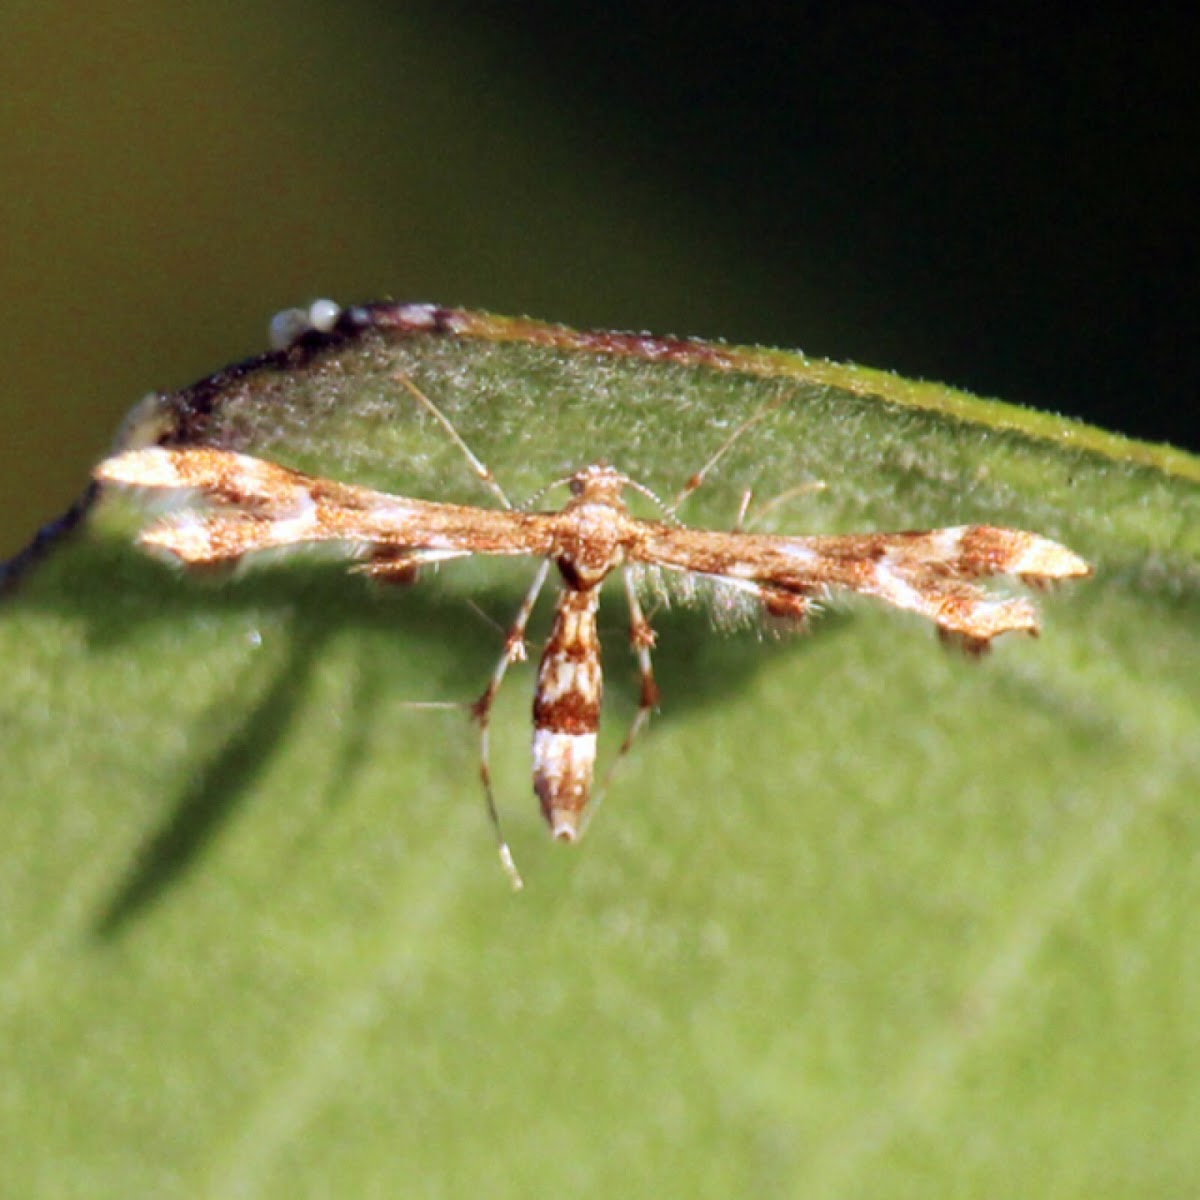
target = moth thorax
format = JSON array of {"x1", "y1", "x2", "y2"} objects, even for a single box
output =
[{"x1": 555, "y1": 503, "x2": 626, "y2": 588}]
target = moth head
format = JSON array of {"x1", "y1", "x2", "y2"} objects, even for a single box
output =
[{"x1": 567, "y1": 463, "x2": 629, "y2": 504}]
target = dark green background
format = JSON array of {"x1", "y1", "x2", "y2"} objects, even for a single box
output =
[{"x1": 2, "y1": 5, "x2": 1196, "y2": 559}]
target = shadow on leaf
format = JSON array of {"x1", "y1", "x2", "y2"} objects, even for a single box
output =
[{"x1": 55, "y1": 535, "x2": 814, "y2": 932}]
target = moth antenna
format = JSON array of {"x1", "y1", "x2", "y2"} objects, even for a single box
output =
[{"x1": 521, "y1": 474, "x2": 576, "y2": 511}]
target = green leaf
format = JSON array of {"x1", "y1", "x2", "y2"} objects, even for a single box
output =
[{"x1": 2, "y1": 304, "x2": 1197, "y2": 1198}]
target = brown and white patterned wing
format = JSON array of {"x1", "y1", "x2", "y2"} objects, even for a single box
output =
[
  {"x1": 95, "y1": 447, "x2": 556, "y2": 572},
  {"x1": 635, "y1": 522, "x2": 1090, "y2": 649}
]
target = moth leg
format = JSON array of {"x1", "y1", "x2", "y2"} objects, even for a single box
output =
[
  {"x1": 738, "y1": 480, "x2": 828, "y2": 531},
  {"x1": 733, "y1": 488, "x2": 755, "y2": 532},
  {"x1": 666, "y1": 389, "x2": 789, "y2": 517},
  {"x1": 395, "y1": 372, "x2": 513, "y2": 510},
  {"x1": 580, "y1": 568, "x2": 662, "y2": 837},
  {"x1": 471, "y1": 558, "x2": 552, "y2": 889}
]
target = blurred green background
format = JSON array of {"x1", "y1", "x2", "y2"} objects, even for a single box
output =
[{"x1": 2, "y1": 5, "x2": 1196, "y2": 559}]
